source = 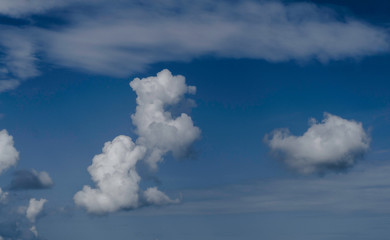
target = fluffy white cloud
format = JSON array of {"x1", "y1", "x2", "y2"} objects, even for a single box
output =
[
  {"x1": 74, "y1": 136, "x2": 146, "y2": 214},
  {"x1": 130, "y1": 69, "x2": 201, "y2": 169},
  {"x1": 0, "y1": 129, "x2": 19, "y2": 175},
  {"x1": 265, "y1": 113, "x2": 370, "y2": 174},
  {"x1": 75, "y1": 70, "x2": 197, "y2": 214},
  {"x1": 26, "y1": 198, "x2": 47, "y2": 223}
]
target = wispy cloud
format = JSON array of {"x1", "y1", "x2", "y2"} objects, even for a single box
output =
[
  {"x1": 40, "y1": 1, "x2": 390, "y2": 76},
  {"x1": 0, "y1": 0, "x2": 389, "y2": 91},
  {"x1": 127, "y1": 161, "x2": 390, "y2": 216}
]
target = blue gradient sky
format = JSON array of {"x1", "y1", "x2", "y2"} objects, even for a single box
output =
[{"x1": 1, "y1": 1, "x2": 390, "y2": 240}]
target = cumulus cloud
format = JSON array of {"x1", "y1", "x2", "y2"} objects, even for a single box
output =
[
  {"x1": 130, "y1": 69, "x2": 201, "y2": 169},
  {"x1": 75, "y1": 70, "x2": 197, "y2": 214},
  {"x1": 26, "y1": 198, "x2": 47, "y2": 223},
  {"x1": 10, "y1": 169, "x2": 53, "y2": 190},
  {"x1": 74, "y1": 136, "x2": 146, "y2": 214},
  {"x1": 0, "y1": 129, "x2": 19, "y2": 175},
  {"x1": 1, "y1": 1, "x2": 390, "y2": 91},
  {"x1": 265, "y1": 113, "x2": 370, "y2": 174}
]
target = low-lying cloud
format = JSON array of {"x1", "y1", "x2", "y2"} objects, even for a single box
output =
[{"x1": 265, "y1": 113, "x2": 370, "y2": 174}]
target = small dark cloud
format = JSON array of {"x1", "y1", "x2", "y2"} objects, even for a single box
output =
[{"x1": 9, "y1": 170, "x2": 53, "y2": 191}]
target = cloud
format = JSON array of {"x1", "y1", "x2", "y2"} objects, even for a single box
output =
[
  {"x1": 1, "y1": 0, "x2": 390, "y2": 91},
  {"x1": 0, "y1": 129, "x2": 19, "y2": 175},
  {"x1": 126, "y1": 161, "x2": 390, "y2": 217},
  {"x1": 26, "y1": 198, "x2": 47, "y2": 223},
  {"x1": 74, "y1": 135, "x2": 146, "y2": 214},
  {"x1": 0, "y1": 79, "x2": 20, "y2": 93},
  {"x1": 9, "y1": 169, "x2": 53, "y2": 191},
  {"x1": 29, "y1": 226, "x2": 38, "y2": 238},
  {"x1": 0, "y1": 0, "x2": 64, "y2": 17},
  {"x1": 75, "y1": 70, "x2": 197, "y2": 214},
  {"x1": 0, "y1": 188, "x2": 8, "y2": 204},
  {"x1": 143, "y1": 187, "x2": 179, "y2": 206},
  {"x1": 130, "y1": 69, "x2": 201, "y2": 169},
  {"x1": 0, "y1": 28, "x2": 38, "y2": 93},
  {"x1": 39, "y1": 0, "x2": 389, "y2": 77},
  {"x1": 265, "y1": 113, "x2": 370, "y2": 174}
]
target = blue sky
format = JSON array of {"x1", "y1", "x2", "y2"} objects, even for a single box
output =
[{"x1": 1, "y1": 0, "x2": 390, "y2": 239}]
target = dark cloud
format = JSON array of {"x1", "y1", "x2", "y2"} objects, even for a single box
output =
[{"x1": 9, "y1": 170, "x2": 53, "y2": 191}]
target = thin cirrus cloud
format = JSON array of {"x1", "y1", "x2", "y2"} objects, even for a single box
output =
[
  {"x1": 0, "y1": 0, "x2": 389, "y2": 91},
  {"x1": 265, "y1": 113, "x2": 370, "y2": 174},
  {"x1": 129, "y1": 162, "x2": 390, "y2": 216},
  {"x1": 9, "y1": 169, "x2": 53, "y2": 191},
  {"x1": 0, "y1": 28, "x2": 39, "y2": 93},
  {"x1": 74, "y1": 69, "x2": 197, "y2": 214}
]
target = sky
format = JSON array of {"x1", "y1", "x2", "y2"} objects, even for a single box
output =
[{"x1": 0, "y1": 0, "x2": 390, "y2": 239}]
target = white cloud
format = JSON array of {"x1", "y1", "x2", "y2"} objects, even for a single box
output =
[
  {"x1": 0, "y1": 129, "x2": 19, "y2": 175},
  {"x1": 39, "y1": 0, "x2": 389, "y2": 77},
  {"x1": 265, "y1": 113, "x2": 370, "y2": 174},
  {"x1": 75, "y1": 70, "x2": 197, "y2": 214},
  {"x1": 23, "y1": 198, "x2": 47, "y2": 239},
  {"x1": 1, "y1": 1, "x2": 390, "y2": 91},
  {"x1": 130, "y1": 69, "x2": 201, "y2": 169},
  {"x1": 143, "y1": 187, "x2": 179, "y2": 206},
  {"x1": 0, "y1": 29, "x2": 38, "y2": 93},
  {"x1": 74, "y1": 135, "x2": 146, "y2": 214},
  {"x1": 26, "y1": 198, "x2": 47, "y2": 223},
  {"x1": 36, "y1": 170, "x2": 53, "y2": 187}
]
